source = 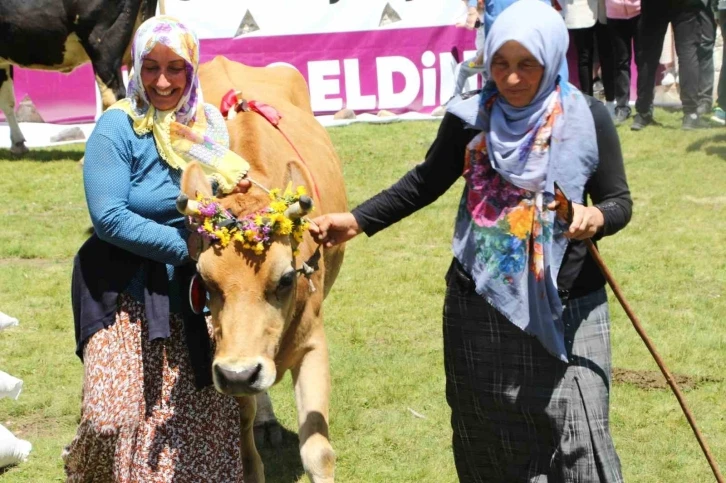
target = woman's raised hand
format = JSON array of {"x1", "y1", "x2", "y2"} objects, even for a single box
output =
[
  {"x1": 309, "y1": 212, "x2": 362, "y2": 247},
  {"x1": 229, "y1": 178, "x2": 252, "y2": 194}
]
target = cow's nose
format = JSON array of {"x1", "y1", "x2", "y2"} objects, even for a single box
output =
[{"x1": 213, "y1": 363, "x2": 262, "y2": 394}]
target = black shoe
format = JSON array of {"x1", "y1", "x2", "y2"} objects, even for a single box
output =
[
  {"x1": 697, "y1": 103, "x2": 712, "y2": 116},
  {"x1": 613, "y1": 107, "x2": 630, "y2": 125},
  {"x1": 682, "y1": 113, "x2": 709, "y2": 130},
  {"x1": 631, "y1": 112, "x2": 653, "y2": 131}
]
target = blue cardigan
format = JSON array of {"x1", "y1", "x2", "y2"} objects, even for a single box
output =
[{"x1": 84, "y1": 109, "x2": 190, "y2": 308}]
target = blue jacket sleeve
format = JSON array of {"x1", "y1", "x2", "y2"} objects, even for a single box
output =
[{"x1": 83, "y1": 128, "x2": 189, "y2": 266}]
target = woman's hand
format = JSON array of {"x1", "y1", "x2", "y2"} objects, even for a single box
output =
[
  {"x1": 547, "y1": 201, "x2": 604, "y2": 240},
  {"x1": 464, "y1": 7, "x2": 479, "y2": 29},
  {"x1": 229, "y1": 178, "x2": 252, "y2": 194},
  {"x1": 456, "y1": 5, "x2": 480, "y2": 29},
  {"x1": 472, "y1": 52, "x2": 484, "y2": 67},
  {"x1": 309, "y1": 213, "x2": 362, "y2": 247}
]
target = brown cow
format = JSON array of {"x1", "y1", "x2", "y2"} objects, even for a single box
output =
[{"x1": 178, "y1": 56, "x2": 346, "y2": 483}]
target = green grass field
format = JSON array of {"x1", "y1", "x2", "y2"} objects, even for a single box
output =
[{"x1": 0, "y1": 109, "x2": 725, "y2": 482}]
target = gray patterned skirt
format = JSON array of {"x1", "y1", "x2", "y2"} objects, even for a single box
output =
[{"x1": 443, "y1": 259, "x2": 624, "y2": 483}]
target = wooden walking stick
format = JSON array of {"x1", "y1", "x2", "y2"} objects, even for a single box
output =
[{"x1": 554, "y1": 183, "x2": 724, "y2": 483}]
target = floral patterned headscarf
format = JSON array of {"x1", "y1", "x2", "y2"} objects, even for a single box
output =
[{"x1": 110, "y1": 16, "x2": 249, "y2": 193}]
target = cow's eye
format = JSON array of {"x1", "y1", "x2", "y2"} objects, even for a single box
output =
[{"x1": 278, "y1": 271, "x2": 296, "y2": 291}]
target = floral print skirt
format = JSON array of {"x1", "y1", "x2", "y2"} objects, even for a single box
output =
[{"x1": 63, "y1": 295, "x2": 243, "y2": 482}]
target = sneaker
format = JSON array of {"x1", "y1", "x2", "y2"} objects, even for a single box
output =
[
  {"x1": 710, "y1": 107, "x2": 726, "y2": 125},
  {"x1": 682, "y1": 113, "x2": 709, "y2": 130},
  {"x1": 631, "y1": 112, "x2": 653, "y2": 131},
  {"x1": 697, "y1": 103, "x2": 711, "y2": 116},
  {"x1": 613, "y1": 107, "x2": 631, "y2": 125},
  {"x1": 662, "y1": 71, "x2": 677, "y2": 87}
]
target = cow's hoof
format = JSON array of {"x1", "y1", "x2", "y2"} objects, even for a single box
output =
[
  {"x1": 254, "y1": 420, "x2": 283, "y2": 449},
  {"x1": 10, "y1": 142, "x2": 29, "y2": 156}
]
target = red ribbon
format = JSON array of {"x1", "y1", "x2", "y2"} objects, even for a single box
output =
[
  {"x1": 219, "y1": 89, "x2": 239, "y2": 118},
  {"x1": 248, "y1": 100, "x2": 282, "y2": 126}
]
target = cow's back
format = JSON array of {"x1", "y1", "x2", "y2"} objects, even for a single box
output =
[
  {"x1": 199, "y1": 56, "x2": 313, "y2": 115},
  {"x1": 198, "y1": 56, "x2": 346, "y2": 298}
]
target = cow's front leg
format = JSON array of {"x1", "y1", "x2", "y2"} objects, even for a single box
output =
[
  {"x1": 253, "y1": 391, "x2": 283, "y2": 448},
  {"x1": 292, "y1": 332, "x2": 335, "y2": 483},
  {"x1": 237, "y1": 394, "x2": 265, "y2": 483}
]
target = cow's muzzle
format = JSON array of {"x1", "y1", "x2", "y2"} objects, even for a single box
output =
[{"x1": 213, "y1": 360, "x2": 273, "y2": 395}]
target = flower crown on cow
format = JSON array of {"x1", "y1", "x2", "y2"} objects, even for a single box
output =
[{"x1": 177, "y1": 184, "x2": 312, "y2": 256}]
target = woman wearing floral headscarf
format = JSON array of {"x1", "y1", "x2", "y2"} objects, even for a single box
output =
[
  {"x1": 64, "y1": 16, "x2": 249, "y2": 481},
  {"x1": 311, "y1": 0, "x2": 631, "y2": 480}
]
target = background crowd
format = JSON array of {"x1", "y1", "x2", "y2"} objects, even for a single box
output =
[{"x1": 454, "y1": 0, "x2": 725, "y2": 131}]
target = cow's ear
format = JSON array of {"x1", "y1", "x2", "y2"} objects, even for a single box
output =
[
  {"x1": 181, "y1": 161, "x2": 213, "y2": 199},
  {"x1": 284, "y1": 160, "x2": 310, "y2": 196}
]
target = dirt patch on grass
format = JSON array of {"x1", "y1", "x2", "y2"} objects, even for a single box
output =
[{"x1": 613, "y1": 368, "x2": 721, "y2": 391}]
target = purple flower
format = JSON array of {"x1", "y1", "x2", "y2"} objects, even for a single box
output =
[{"x1": 199, "y1": 202, "x2": 218, "y2": 217}]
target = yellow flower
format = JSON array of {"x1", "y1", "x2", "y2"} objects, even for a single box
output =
[
  {"x1": 278, "y1": 218, "x2": 293, "y2": 235},
  {"x1": 215, "y1": 229, "x2": 231, "y2": 247},
  {"x1": 270, "y1": 200, "x2": 288, "y2": 213},
  {"x1": 507, "y1": 205, "x2": 534, "y2": 240},
  {"x1": 203, "y1": 219, "x2": 214, "y2": 233},
  {"x1": 254, "y1": 242, "x2": 265, "y2": 255},
  {"x1": 254, "y1": 215, "x2": 264, "y2": 226},
  {"x1": 244, "y1": 229, "x2": 257, "y2": 241},
  {"x1": 296, "y1": 185, "x2": 307, "y2": 197},
  {"x1": 268, "y1": 188, "x2": 281, "y2": 200}
]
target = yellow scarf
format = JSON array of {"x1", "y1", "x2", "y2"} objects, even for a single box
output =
[{"x1": 109, "y1": 98, "x2": 249, "y2": 194}]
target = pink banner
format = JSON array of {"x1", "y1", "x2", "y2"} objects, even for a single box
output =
[
  {"x1": 201, "y1": 26, "x2": 473, "y2": 114},
  {"x1": 2, "y1": 26, "x2": 473, "y2": 124},
  {"x1": 2, "y1": 65, "x2": 98, "y2": 124}
]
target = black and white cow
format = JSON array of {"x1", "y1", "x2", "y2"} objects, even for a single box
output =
[{"x1": 0, "y1": 0, "x2": 158, "y2": 155}]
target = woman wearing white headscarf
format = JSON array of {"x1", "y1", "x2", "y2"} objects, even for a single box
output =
[
  {"x1": 312, "y1": 1, "x2": 631, "y2": 480},
  {"x1": 64, "y1": 16, "x2": 249, "y2": 482}
]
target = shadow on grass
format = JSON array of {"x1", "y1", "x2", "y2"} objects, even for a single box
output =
[
  {"x1": 0, "y1": 147, "x2": 84, "y2": 162},
  {"x1": 258, "y1": 424, "x2": 306, "y2": 483},
  {"x1": 686, "y1": 133, "x2": 726, "y2": 161}
]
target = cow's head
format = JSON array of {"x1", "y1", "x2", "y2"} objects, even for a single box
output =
[{"x1": 178, "y1": 161, "x2": 315, "y2": 396}]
